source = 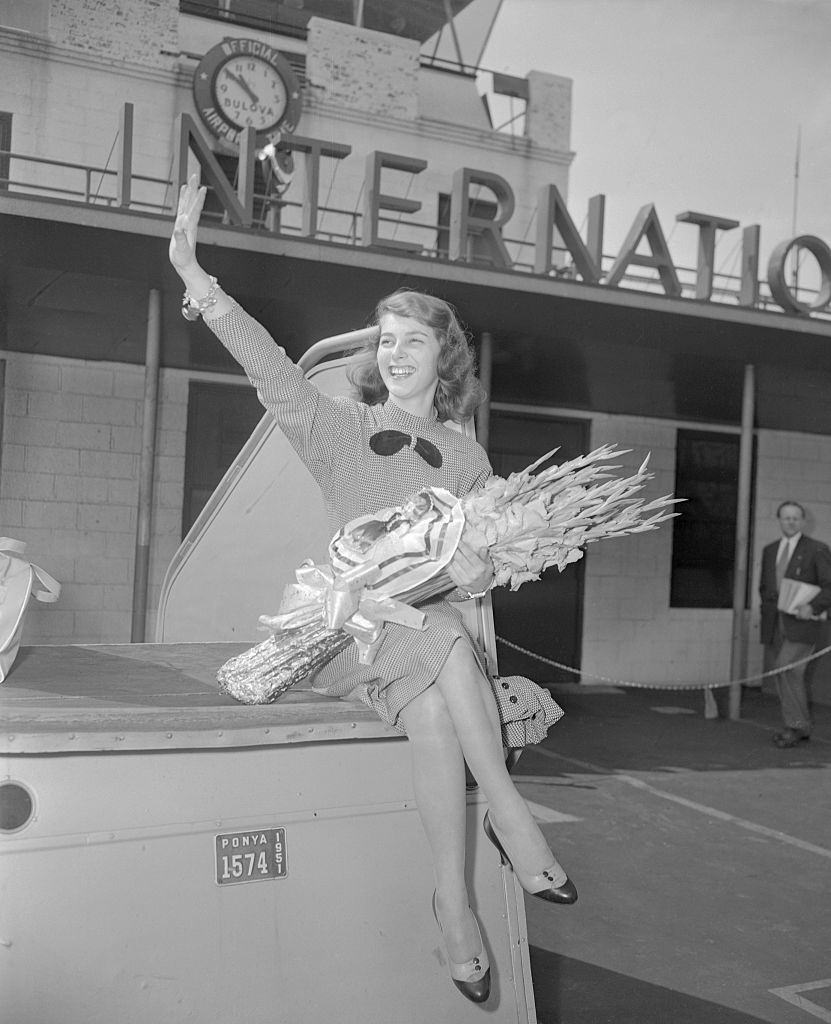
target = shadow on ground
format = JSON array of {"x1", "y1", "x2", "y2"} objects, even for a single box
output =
[
  {"x1": 517, "y1": 686, "x2": 831, "y2": 777},
  {"x1": 530, "y1": 947, "x2": 772, "y2": 1024}
]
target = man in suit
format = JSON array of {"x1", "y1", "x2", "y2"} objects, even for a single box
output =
[{"x1": 759, "y1": 501, "x2": 831, "y2": 747}]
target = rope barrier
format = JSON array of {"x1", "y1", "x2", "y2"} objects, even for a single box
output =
[{"x1": 495, "y1": 635, "x2": 831, "y2": 691}]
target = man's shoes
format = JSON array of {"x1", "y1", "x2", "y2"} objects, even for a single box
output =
[{"x1": 772, "y1": 728, "x2": 810, "y2": 748}]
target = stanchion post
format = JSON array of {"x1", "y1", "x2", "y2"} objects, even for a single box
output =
[
  {"x1": 131, "y1": 288, "x2": 162, "y2": 643},
  {"x1": 729, "y1": 363, "x2": 756, "y2": 719}
]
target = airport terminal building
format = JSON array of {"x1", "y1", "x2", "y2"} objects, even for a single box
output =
[{"x1": 2, "y1": 0, "x2": 831, "y2": 693}]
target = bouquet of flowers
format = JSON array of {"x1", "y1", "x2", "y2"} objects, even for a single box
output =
[{"x1": 217, "y1": 444, "x2": 679, "y2": 704}]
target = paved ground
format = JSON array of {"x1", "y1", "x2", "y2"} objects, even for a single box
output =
[{"x1": 512, "y1": 684, "x2": 831, "y2": 1024}]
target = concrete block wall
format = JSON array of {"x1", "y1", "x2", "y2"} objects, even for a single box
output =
[
  {"x1": 49, "y1": 0, "x2": 178, "y2": 69},
  {"x1": 746, "y1": 429, "x2": 831, "y2": 682},
  {"x1": 0, "y1": 14, "x2": 178, "y2": 205},
  {"x1": 581, "y1": 418, "x2": 831, "y2": 692},
  {"x1": 0, "y1": 352, "x2": 190, "y2": 644},
  {"x1": 306, "y1": 17, "x2": 419, "y2": 120},
  {"x1": 580, "y1": 414, "x2": 734, "y2": 688},
  {"x1": 525, "y1": 71, "x2": 572, "y2": 152}
]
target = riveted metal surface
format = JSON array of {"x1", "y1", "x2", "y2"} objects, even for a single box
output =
[{"x1": 1, "y1": 733, "x2": 535, "y2": 1023}]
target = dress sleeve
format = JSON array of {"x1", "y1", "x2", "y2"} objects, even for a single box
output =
[
  {"x1": 466, "y1": 461, "x2": 493, "y2": 497},
  {"x1": 205, "y1": 301, "x2": 352, "y2": 479}
]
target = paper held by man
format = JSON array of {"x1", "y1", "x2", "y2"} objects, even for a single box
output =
[{"x1": 777, "y1": 578, "x2": 827, "y2": 619}]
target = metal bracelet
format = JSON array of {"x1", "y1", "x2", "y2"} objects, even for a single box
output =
[
  {"x1": 181, "y1": 275, "x2": 219, "y2": 321},
  {"x1": 463, "y1": 584, "x2": 492, "y2": 600}
]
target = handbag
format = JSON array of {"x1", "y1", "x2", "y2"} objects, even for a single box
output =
[{"x1": 0, "y1": 538, "x2": 61, "y2": 682}]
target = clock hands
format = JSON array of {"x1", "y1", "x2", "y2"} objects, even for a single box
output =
[{"x1": 223, "y1": 69, "x2": 260, "y2": 106}]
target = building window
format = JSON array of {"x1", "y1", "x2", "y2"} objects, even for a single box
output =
[
  {"x1": 182, "y1": 381, "x2": 263, "y2": 537},
  {"x1": 670, "y1": 428, "x2": 746, "y2": 609},
  {"x1": 179, "y1": 1, "x2": 310, "y2": 40},
  {"x1": 0, "y1": 112, "x2": 12, "y2": 190}
]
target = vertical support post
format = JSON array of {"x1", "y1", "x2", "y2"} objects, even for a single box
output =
[
  {"x1": 442, "y1": 0, "x2": 466, "y2": 69},
  {"x1": 729, "y1": 363, "x2": 756, "y2": 719},
  {"x1": 117, "y1": 102, "x2": 133, "y2": 208},
  {"x1": 131, "y1": 288, "x2": 162, "y2": 643},
  {"x1": 586, "y1": 194, "x2": 606, "y2": 269},
  {"x1": 237, "y1": 126, "x2": 257, "y2": 227},
  {"x1": 739, "y1": 224, "x2": 760, "y2": 307},
  {"x1": 0, "y1": 358, "x2": 5, "y2": 479},
  {"x1": 476, "y1": 331, "x2": 493, "y2": 450}
]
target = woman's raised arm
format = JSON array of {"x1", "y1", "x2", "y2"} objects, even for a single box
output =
[{"x1": 169, "y1": 173, "x2": 234, "y2": 322}]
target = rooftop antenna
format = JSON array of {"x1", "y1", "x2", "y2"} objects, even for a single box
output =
[{"x1": 791, "y1": 124, "x2": 801, "y2": 293}]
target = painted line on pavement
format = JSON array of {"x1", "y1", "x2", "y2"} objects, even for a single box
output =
[
  {"x1": 618, "y1": 775, "x2": 831, "y2": 860},
  {"x1": 769, "y1": 980, "x2": 831, "y2": 1022},
  {"x1": 533, "y1": 747, "x2": 831, "y2": 861},
  {"x1": 513, "y1": 773, "x2": 591, "y2": 788},
  {"x1": 515, "y1": 791, "x2": 581, "y2": 824}
]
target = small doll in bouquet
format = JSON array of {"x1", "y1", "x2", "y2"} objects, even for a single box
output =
[
  {"x1": 338, "y1": 490, "x2": 435, "y2": 559},
  {"x1": 170, "y1": 175, "x2": 577, "y2": 1005}
]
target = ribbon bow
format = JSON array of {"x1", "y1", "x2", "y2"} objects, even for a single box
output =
[
  {"x1": 260, "y1": 560, "x2": 426, "y2": 665},
  {"x1": 369, "y1": 430, "x2": 442, "y2": 468}
]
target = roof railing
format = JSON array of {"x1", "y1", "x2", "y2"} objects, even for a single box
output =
[{"x1": 1, "y1": 147, "x2": 826, "y2": 319}]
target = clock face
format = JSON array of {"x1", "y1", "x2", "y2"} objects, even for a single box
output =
[
  {"x1": 215, "y1": 56, "x2": 288, "y2": 132},
  {"x1": 193, "y1": 39, "x2": 303, "y2": 144}
]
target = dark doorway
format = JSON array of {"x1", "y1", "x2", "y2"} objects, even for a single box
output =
[
  {"x1": 670, "y1": 428, "x2": 744, "y2": 609},
  {"x1": 487, "y1": 411, "x2": 589, "y2": 685},
  {"x1": 0, "y1": 112, "x2": 11, "y2": 190},
  {"x1": 182, "y1": 381, "x2": 263, "y2": 537}
]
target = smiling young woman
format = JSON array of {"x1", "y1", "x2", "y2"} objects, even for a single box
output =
[
  {"x1": 375, "y1": 313, "x2": 442, "y2": 418},
  {"x1": 348, "y1": 288, "x2": 486, "y2": 425},
  {"x1": 170, "y1": 174, "x2": 576, "y2": 1005}
]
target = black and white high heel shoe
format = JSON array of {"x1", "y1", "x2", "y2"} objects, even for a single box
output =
[
  {"x1": 431, "y1": 891, "x2": 491, "y2": 1003},
  {"x1": 483, "y1": 811, "x2": 578, "y2": 905}
]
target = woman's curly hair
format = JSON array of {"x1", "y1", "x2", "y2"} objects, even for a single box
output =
[{"x1": 347, "y1": 289, "x2": 486, "y2": 423}]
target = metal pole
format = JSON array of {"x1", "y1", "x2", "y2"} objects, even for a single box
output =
[
  {"x1": 0, "y1": 359, "x2": 5, "y2": 479},
  {"x1": 131, "y1": 288, "x2": 162, "y2": 642},
  {"x1": 728, "y1": 363, "x2": 756, "y2": 719},
  {"x1": 117, "y1": 102, "x2": 133, "y2": 208},
  {"x1": 442, "y1": 0, "x2": 466, "y2": 69},
  {"x1": 476, "y1": 330, "x2": 493, "y2": 450},
  {"x1": 791, "y1": 125, "x2": 801, "y2": 296}
]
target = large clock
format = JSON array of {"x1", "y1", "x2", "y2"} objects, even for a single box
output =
[{"x1": 193, "y1": 38, "x2": 302, "y2": 145}]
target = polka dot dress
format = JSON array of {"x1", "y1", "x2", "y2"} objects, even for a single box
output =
[{"x1": 208, "y1": 303, "x2": 564, "y2": 746}]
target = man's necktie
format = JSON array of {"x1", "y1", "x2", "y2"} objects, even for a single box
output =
[
  {"x1": 369, "y1": 430, "x2": 443, "y2": 468},
  {"x1": 775, "y1": 543, "x2": 789, "y2": 589}
]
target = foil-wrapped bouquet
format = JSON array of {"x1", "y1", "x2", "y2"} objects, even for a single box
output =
[{"x1": 217, "y1": 444, "x2": 679, "y2": 704}]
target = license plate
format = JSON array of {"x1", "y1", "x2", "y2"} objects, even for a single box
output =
[{"x1": 215, "y1": 827, "x2": 288, "y2": 885}]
